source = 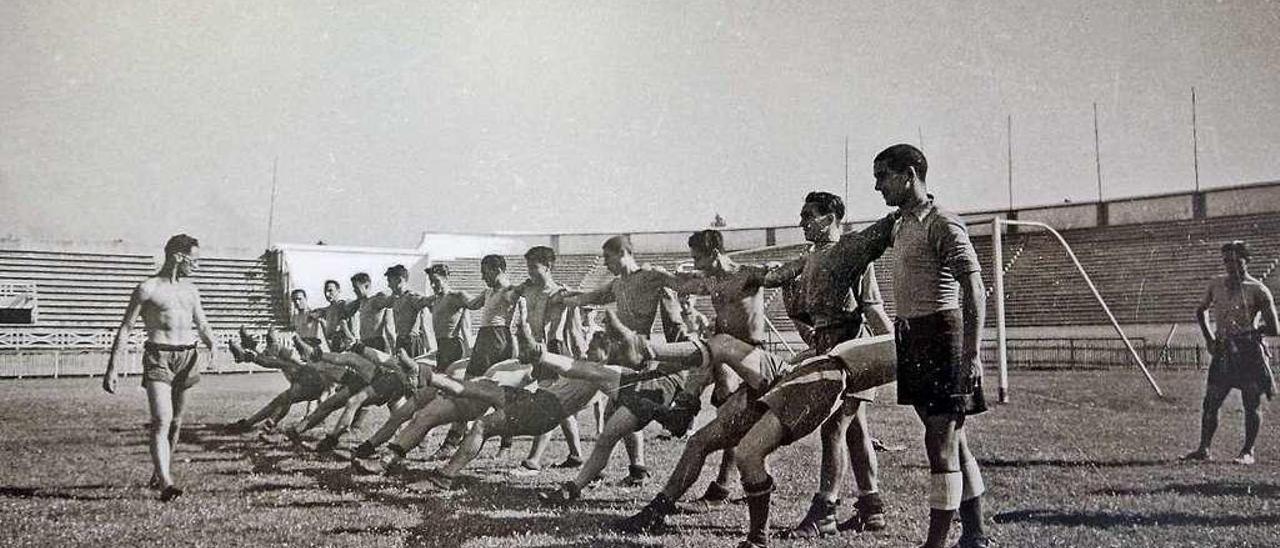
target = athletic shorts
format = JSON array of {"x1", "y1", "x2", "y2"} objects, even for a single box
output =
[
  {"x1": 340, "y1": 369, "x2": 370, "y2": 394},
  {"x1": 395, "y1": 333, "x2": 429, "y2": 358},
  {"x1": 365, "y1": 370, "x2": 409, "y2": 407},
  {"x1": 812, "y1": 323, "x2": 877, "y2": 402},
  {"x1": 289, "y1": 366, "x2": 329, "y2": 401},
  {"x1": 755, "y1": 358, "x2": 847, "y2": 445},
  {"x1": 895, "y1": 309, "x2": 986, "y2": 416},
  {"x1": 1208, "y1": 331, "x2": 1276, "y2": 399},
  {"x1": 609, "y1": 374, "x2": 684, "y2": 430},
  {"x1": 141, "y1": 342, "x2": 201, "y2": 389},
  {"x1": 437, "y1": 337, "x2": 466, "y2": 369},
  {"x1": 468, "y1": 326, "x2": 513, "y2": 378},
  {"x1": 489, "y1": 386, "x2": 566, "y2": 438}
]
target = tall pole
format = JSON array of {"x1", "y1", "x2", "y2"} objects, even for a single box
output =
[
  {"x1": 1192, "y1": 87, "x2": 1201, "y2": 193},
  {"x1": 843, "y1": 135, "x2": 849, "y2": 208},
  {"x1": 1007, "y1": 115, "x2": 1014, "y2": 211},
  {"x1": 918, "y1": 126, "x2": 925, "y2": 151},
  {"x1": 993, "y1": 218, "x2": 1008, "y2": 403},
  {"x1": 1093, "y1": 102, "x2": 1103, "y2": 202},
  {"x1": 266, "y1": 156, "x2": 279, "y2": 250}
]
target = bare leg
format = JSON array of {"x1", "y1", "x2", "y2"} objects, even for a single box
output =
[
  {"x1": 733, "y1": 411, "x2": 787, "y2": 547},
  {"x1": 144, "y1": 382, "x2": 181, "y2": 495},
  {"x1": 572, "y1": 406, "x2": 642, "y2": 490},
  {"x1": 439, "y1": 413, "x2": 500, "y2": 477},
  {"x1": 1241, "y1": 388, "x2": 1264, "y2": 457},
  {"x1": 1192, "y1": 383, "x2": 1231, "y2": 454},
  {"x1": 918, "y1": 408, "x2": 963, "y2": 548}
]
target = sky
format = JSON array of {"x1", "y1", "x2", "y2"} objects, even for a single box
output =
[{"x1": 2, "y1": 0, "x2": 1278, "y2": 250}]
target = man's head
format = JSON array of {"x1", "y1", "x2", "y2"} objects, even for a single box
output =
[
  {"x1": 350, "y1": 272, "x2": 372, "y2": 298},
  {"x1": 687, "y1": 230, "x2": 725, "y2": 272},
  {"x1": 873, "y1": 144, "x2": 928, "y2": 208},
  {"x1": 1222, "y1": 240, "x2": 1251, "y2": 280},
  {"x1": 290, "y1": 289, "x2": 308, "y2": 311},
  {"x1": 426, "y1": 264, "x2": 450, "y2": 294},
  {"x1": 602, "y1": 235, "x2": 635, "y2": 276},
  {"x1": 800, "y1": 192, "x2": 844, "y2": 243},
  {"x1": 480, "y1": 255, "x2": 507, "y2": 287},
  {"x1": 524, "y1": 246, "x2": 556, "y2": 284},
  {"x1": 322, "y1": 280, "x2": 341, "y2": 303},
  {"x1": 163, "y1": 234, "x2": 200, "y2": 277},
  {"x1": 385, "y1": 264, "x2": 409, "y2": 293}
]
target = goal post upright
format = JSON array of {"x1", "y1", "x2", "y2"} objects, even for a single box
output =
[{"x1": 993, "y1": 218, "x2": 1010, "y2": 403}]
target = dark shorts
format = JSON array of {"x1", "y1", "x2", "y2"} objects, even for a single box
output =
[
  {"x1": 755, "y1": 358, "x2": 847, "y2": 445},
  {"x1": 289, "y1": 366, "x2": 329, "y2": 401},
  {"x1": 340, "y1": 369, "x2": 369, "y2": 394},
  {"x1": 141, "y1": 343, "x2": 201, "y2": 389},
  {"x1": 362, "y1": 337, "x2": 388, "y2": 353},
  {"x1": 365, "y1": 370, "x2": 409, "y2": 407},
  {"x1": 437, "y1": 337, "x2": 466, "y2": 369},
  {"x1": 395, "y1": 334, "x2": 429, "y2": 358},
  {"x1": 609, "y1": 374, "x2": 684, "y2": 430},
  {"x1": 1208, "y1": 332, "x2": 1276, "y2": 399},
  {"x1": 468, "y1": 326, "x2": 513, "y2": 378},
  {"x1": 489, "y1": 386, "x2": 566, "y2": 438},
  {"x1": 896, "y1": 309, "x2": 986, "y2": 416}
]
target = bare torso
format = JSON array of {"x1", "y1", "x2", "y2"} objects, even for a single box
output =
[{"x1": 136, "y1": 277, "x2": 203, "y2": 345}]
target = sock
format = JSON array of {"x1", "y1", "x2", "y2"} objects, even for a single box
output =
[
  {"x1": 959, "y1": 496, "x2": 986, "y2": 540},
  {"x1": 742, "y1": 476, "x2": 775, "y2": 545}
]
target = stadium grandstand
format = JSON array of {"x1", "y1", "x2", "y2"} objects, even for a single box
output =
[{"x1": 3, "y1": 180, "x2": 1279, "y2": 378}]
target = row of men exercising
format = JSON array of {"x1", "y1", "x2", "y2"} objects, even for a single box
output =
[{"x1": 226, "y1": 210, "x2": 907, "y2": 548}]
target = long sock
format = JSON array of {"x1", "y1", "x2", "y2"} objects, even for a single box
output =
[
  {"x1": 925, "y1": 508, "x2": 957, "y2": 548},
  {"x1": 959, "y1": 497, "x2": 986, "y2": 540},
  {"x1": 742, "y1": 476, "x2": 775, "y2": 545}
]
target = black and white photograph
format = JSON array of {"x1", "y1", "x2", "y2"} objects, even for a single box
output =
[{"x1": 2, "y1": 2, "x2": 1278, "y2": 547}]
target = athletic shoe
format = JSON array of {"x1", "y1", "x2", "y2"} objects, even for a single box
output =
[
  {"x1": 781, "y1": 494, "x2": 838, "y2": 538},
  {"x1": 1232, "y1": 453, "x2": 1256, "y2": 465},
  {"x1": 839, "y1": 493, "x2": 887, "y2": 532},
  {"x1": 227, "y1": 341, "x2": 251, "y2": 363},
  {"x1": 949, "y1": 535, "x2": 994, "y2": 548},
  {"x1": 611, "y1": 494, "x2": 676, "y2": 533},
  {"x1": 159, "y1": 485, "x2": 184, "y2": 502},
  {"x1": 352, "y1": 441, "x2": 378, "y2": 460},
  {"x1": 409, "y1": 470, "x2": 455, "y2": 492},
  {"x1": 656, "y1": 392, "x2": 700, "y2": 438},
  {"x1": 1180, "y1": 448, "x2": 1212, "y2": 462},
  {"x1": 617, "y1": 464, "x2": 651, "y2": 487},
  {"x1": 312, "y1": 435, "x2": 339, "y2": 454},
  {"x1": 687, "y1": 482, "x2": 731, "y2": 511},
  {"x1": 734, "y1": 540, "x2": 766, "y2": 548},
  {"x1": 283, "y1": 429, "x2": 306, "y2": 446},
  {"x1": 551, "y1": 456, "x2": 584, "y2": 469},
  {"x1": 147, "y1": 472, "x2": 163, "y2": 491},
  {"x1": 537, "y1": 481, "x2": 582, "y2": 504},
  {"x1": 292, "y1": 336, "x2": 321, "y2": 362}
]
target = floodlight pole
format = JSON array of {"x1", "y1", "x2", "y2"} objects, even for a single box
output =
[
  {"x1": 1000, "y1": 219, "x2": 1165, "y2": 398},
  {"x1": 993, "y1": 218, "x2": 1009, "y2": 403}
]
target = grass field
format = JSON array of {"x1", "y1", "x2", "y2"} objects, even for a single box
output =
[{"x1": 1, "y1": 369, "x2": 1277, "y2": 548}]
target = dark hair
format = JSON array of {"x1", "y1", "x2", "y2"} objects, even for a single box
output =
[
  {"x1": 290, "y1": 288, "x2": 307, "y2": 298},
  {"x1": 803, "y1": 191, "x2": 845, "y2": 220},
  {"x1": 481, "y1": 255, "x2": 507, "y2": 271},
  {"x1": 687, "y1": 230, "x2": 724, "y2": 254},
  {"x1": 874, "y1": 144, "x2": 928, "y2": 182},
  {"x1": 384, "y1": 264, "x2": 409, "y2": 278},
  {"x1": 524, "y1": 246, "x2": 557, "y2": 267},
  {"x1": 1222, "y1": 240, "x2": 1252, "y2": 261},
  {"x1": 164, "y1": 234, "x2": 199, "y2": 256},
  {"x1": 323, "y1": 279, "x2": 340, "y2": 291},
  {"x1": 350, "y1": 272, "x2": 371, "y2": 285},
  {"x1": 602, "y1": 235, "x2": 633, "y2": 254},
  {"x1": 426, "y1": 264, "x2": 450, "y2": 277}
]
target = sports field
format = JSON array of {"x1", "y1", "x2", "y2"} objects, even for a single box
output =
[{"x1": 1, "y1": 368, "x2": 1276, "y2": 548}]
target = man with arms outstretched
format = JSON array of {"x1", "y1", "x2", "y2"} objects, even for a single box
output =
[{"x1": 103, "y1": 234, "x2": 216, "y2": 501}]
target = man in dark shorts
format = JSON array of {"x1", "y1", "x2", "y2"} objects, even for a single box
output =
[
  {"x1": 1183, "y1": 241, "x2": 1278, "y2": 465},
  {"x1": 102, "y1": 234, "x2": 217, "y2": 501},
  {"x1": 559, "y1": 234, "x2": 691, "y2": 487},
  {"x1": 337, "y1": 272, "x2": 394, "y2": 352},
  {"x1": 384, "y1": 264, "x2": 437, "y2": 359},
  {"x1": 611, "y1": 221, "x2": 896, "y2": 543},
  {"x1": 769, "y1": 191, "x2": 894, "y2": 537},
  {"x1": 419, "y1": 263, "x2": 474, "y2": 459},
  {"x1": 875, "y1": 144, "x2": 990, "y2": 548}
]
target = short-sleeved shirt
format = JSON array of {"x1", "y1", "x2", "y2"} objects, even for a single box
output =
[
  {"x1": 782, "y1": 246, "x2": 884, "y2": 331},
  {"x1": 580, "y1": 268, "x2": 686, "y2": 342},
  {"x1": 477, "y1": 286, "x2": 517, "y2": 328},
  {"x1": 891, "y1": 198, "x2": 981, "y2": 319},
  {"x1": 1203, "y1": 275, "x2": 1276, "y2": 337}
]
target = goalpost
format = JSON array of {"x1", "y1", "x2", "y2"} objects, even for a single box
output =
[{"x1": 989, "y1": 218, "x2": 1165, "y2": 403}]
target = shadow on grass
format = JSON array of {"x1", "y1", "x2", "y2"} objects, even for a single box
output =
[
  {"x1": 1095, "y1": 481, "x2": 1280, "y2": 499},
  {"x1": 0, "y1": 484, "x2": 123, "y2": 501},
  {"x1": 980, "y1": 457, "x2": 1170, "y2": 469},
  {"x1": 994, "y1": 508, "x2": 1280, "y2": 528}
]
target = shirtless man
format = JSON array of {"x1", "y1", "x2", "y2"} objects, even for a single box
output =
[
  {"x1": 1183, "y1": 241, "x2": 1279, "y2": 465},
  {"x1": 102, "y1": 234, "x2": 217, "y2": 502}
]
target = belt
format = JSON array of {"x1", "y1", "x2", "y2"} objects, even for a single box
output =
[{"x1": 144, "y1": 342, "x2": 198, "y2": 351}]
